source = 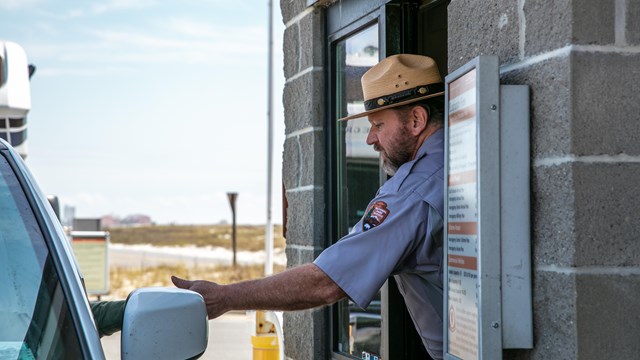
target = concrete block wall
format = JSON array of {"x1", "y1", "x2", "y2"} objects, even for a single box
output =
[
  {"x1": 450, "y1": 0, "x2": 640, "y2": 359},
  {"x1": 280, "y1": 1, "x2": 329, "y2": 359}
]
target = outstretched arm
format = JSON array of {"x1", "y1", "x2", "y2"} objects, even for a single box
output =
[
  {"x1": 172, "y1": 263, "x2": 346, "y2": 319},
  {"x1": 90, "y1": 300, "x2": 126, "y2": 337}
]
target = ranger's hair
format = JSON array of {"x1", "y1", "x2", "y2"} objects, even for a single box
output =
[{"x1": 394, "y1": 96, "x2": 445, "y2": 128}]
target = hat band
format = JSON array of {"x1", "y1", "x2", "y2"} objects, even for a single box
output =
[{"x1": 364, "y1": 83, "x2": 444, "y2": 111}]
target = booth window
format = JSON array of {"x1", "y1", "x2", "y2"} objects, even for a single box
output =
[
  {"x1": 327, "y1": 1, "x2": 448, "y2": 359},
  {"x1": 333, "y1": 23, "x2": 382, "y2": 359}
]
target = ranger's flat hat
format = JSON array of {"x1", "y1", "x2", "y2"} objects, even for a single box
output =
[{"x1": 339, "y1": 54, "x2": 444, "y2": 121}]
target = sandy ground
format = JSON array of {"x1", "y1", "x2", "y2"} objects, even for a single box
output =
[
  {"x1": 100, "y1": 245, "x2": 285, "y2": 359},
  {"x1": 108, "y1": 243, "x2": 286, "y2": 268}
]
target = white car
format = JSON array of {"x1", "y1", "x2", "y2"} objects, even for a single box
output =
[{"x1": 0, "y1": 139, "x2": 208, "y2": 359}]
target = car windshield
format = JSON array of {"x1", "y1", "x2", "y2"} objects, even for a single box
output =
[{"x1": 0, "y1": 156, "x2": 82, "y2": 359}]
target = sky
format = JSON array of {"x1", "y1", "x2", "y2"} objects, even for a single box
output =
[{"x1": 0, "y1": 0, "x2": 286, "y2": 225}]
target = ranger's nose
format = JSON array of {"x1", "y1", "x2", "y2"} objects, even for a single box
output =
[{"x1": 366, "y1": 126, "x2": 377, "y2": 146}]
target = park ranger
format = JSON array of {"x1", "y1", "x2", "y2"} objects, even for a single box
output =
[{"x1": 173, "y1": 54, "x2": 445, "y2": 359}]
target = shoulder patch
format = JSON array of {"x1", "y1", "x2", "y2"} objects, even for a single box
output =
[{"x1": 363, "y1": 201, "x2": 390, "y2": 231}]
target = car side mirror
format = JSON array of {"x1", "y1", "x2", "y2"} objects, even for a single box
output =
[{"x1": 121, "y1": 288, "x2": 208, "y2": 360}]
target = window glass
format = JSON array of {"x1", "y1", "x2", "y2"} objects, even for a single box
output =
[
  {"x1": 0, "y1": 156, "x2": 83, "y2": 359},
  {"x1": 0, "y1": 129, "x2": 27, "y2": 147},
  {"x1": 0, "y1": 56, "x2": 5, "y2": 86},
  {"x1": 334, "y1": 23, "x2": 382, "y2": 359}
]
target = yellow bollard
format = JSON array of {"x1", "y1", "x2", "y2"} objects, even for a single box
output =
[
  {"x1": 251, "y1": 334, "x2": 279, "y2": 360},
  {"x1": 253, "y1": 311, "x2": 279, "y2": 360}
]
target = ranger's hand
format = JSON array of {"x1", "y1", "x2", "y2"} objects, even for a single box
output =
[{"x1": 171, "y1": 276, "x2": 227, "y2": 319}]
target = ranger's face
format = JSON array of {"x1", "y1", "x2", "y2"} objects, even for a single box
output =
[{"x1": 366, "y1": 109, "x2": 416, "y2": 176}]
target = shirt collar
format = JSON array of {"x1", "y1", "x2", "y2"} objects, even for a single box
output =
[
  {"x1": 414, "y1": 127, "x2": 444, "y2": 161},
  {"x1": 391, "y1": 128, "x2": 445, "y2": 182}
]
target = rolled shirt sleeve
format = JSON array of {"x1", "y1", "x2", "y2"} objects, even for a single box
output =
[
  {"x1": 314, "y1": 129, "x2": 444, "y2": 311},
  {"x1": 314, "y1": 189, "x2": 431, "y2": 309}
]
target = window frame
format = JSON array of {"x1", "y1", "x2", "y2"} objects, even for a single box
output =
[
  {"x1": 1, "y1": 146, "x2": 103, "y2": 358},
  {"x1": 325, "y1": 1, "x2": 449, "y2": 359}
]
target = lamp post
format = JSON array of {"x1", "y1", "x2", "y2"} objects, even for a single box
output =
[
  {"x1": 265, "y1": 0, "x2": 275, "y2": 278},
  {"x1": 226, "y1": 192, "x2": 238, "y2": 267}
]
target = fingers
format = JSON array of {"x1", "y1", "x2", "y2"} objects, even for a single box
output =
[{"x1": 171, "y1": 275, "x2": 193, "y2": 289}]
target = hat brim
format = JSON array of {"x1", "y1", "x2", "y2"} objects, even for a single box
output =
[{"x1": 338, "y1": 91, "x2": 444, "y2": 121}]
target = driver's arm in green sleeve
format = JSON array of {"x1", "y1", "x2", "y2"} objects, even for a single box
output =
[{"x1": 90, "y1": 300, "x2": 126, "y2": 337}]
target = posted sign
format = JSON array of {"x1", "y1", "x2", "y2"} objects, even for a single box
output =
[
  {"x1": 444, "y1": 56, "x2": 502, "y2": 360},
  {"x1": 71, "y1": 231, "x2": 110, "y2": 296},
  {"x1": 444, "y1": 56, "x2": 533, "y2": 359},
  {"x1": 446, "y1": 68, "x2": 480, "y2": 359}
]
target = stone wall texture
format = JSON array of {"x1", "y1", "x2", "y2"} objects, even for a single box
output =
[
  {"x1": 280, "y1": 1, "x2": 328, "y2": 359},
  {"x1": 449, "y1": 0, "x2": 640, "y2": 358},
  {"x1": 280, "y1": 0, "x2": 640, "y2": 359}
]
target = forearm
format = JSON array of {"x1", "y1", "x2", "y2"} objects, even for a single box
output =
[
  {"x1": 172, "y1": 263, "x2": 346, "y2": 318},
  {"x1": 223, "y1": 263, "x2": 346, "y2": 312},
  {"x1": 90, "y1": 300, "x2": 126, "y2": 337}
]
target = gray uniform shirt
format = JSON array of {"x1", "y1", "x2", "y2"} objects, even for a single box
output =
[{"x1": 314, "y1": 128, "x2": 444, "y2": 359}]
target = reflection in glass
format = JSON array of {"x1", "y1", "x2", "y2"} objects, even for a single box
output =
[
  {"x1": 0, "y1": 158, "x2": 83, "y2": 359},
  {"x1": 334, "y1": 23, "x2": 382, "y2": 358}
]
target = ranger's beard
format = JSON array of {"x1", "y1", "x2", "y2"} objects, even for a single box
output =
[{"x1": 375, "y1": 125, "x2": 415, "y2": 176}]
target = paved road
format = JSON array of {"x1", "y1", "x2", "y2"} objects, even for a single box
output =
[{"x1": 101, "y1": 312, "x2": 254, "y2": 359}]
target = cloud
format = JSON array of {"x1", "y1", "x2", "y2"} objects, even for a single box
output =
[
  {"x1": 89, "y1": 17, "x2": 266, "y2": 50},
  {"x1": 54, "y1": 0, "x2": 157, "y2": 18},
  {"x1": 90, "y1": 0, "x2": 156, "y2": 15},
  {"x1": 25, "y1": 23, "x2": 267, "y2": 73},
  {"x1": 165, "y1": 18, "x2": 225, "y2": 39},
  {"x1": 37, "y1": 65, "x2": 135, "y2": 77},
  {"x1": 61, "y1": 192, "x2": 110, "y2": 208},
  {"x1": 0, "y1": 0, "x2": 41, "y2": 9},
  {"x1": 37, "y1": 0, "x2": 249, "y2": 21},
  {"x1": 9, "y1": 2, "x2": 271, "y2": 76}
]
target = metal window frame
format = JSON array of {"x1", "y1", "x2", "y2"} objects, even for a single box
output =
[
  {"x1": 326, "y1": 1, "x2": 450, "y2": 359},
  {"x1": 327, "y1": 12, "x2": 384, "y2": 360}
]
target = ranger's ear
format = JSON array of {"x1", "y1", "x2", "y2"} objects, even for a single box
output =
[{"x1": 409, "y1": 105, "x2": 429, "y2": 135}]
